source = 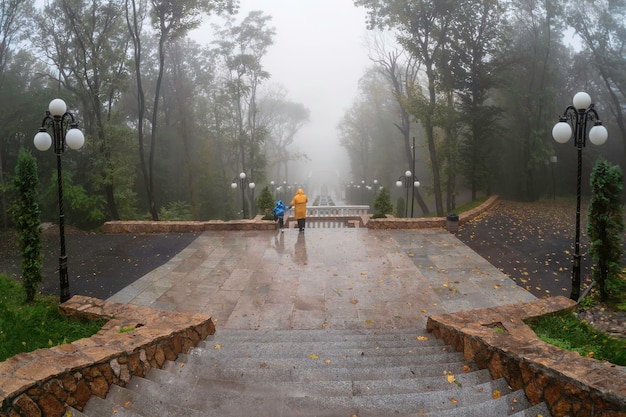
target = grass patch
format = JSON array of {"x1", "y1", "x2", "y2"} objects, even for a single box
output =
[
  {"x1": 526, "y1": 312, "x2": 626, "y2": 366},
  {"x1": 0, "y1": 274, "x2": 104, "y2": 362}
]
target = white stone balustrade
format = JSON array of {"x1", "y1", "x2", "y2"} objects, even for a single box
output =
[{"x1": 288, "y1": 205, "x2": 370, "y2": 217}]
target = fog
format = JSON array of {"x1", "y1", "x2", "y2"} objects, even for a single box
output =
[{"x1": 193, "y1": 1, "x2": 372, "y2": 197}]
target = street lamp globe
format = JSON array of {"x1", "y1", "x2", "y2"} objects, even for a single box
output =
[
  {"x1": 249, "y1": 182, "x2": 255, "y2": 189},
  {"x1": 552, "y1": 121, "x2": 572, "y2": 144},
  {"x1": 395, "y1": 180, "x2": 402, "y2": 188},
  {"x1": 239, "y1": 172, "x2": 246, "y2": 180},
  {"x1": 414, "y1": 180, "x2": 421, "y2": 188},
  {"x1": 589, "y1": 123, "x2": 608, "y2": 146},
  {"x1": 231, "y1": 181, "x2": 237, "y2": 189},
  {"x1": 48, "y1": 98, "x2": 67, "y2": 116},
  {"x1": 405, "y1": 170, "x2": 412, "y2": 178},
  {"x1": 34, "y1": 129, "x2": 52, "y2": 151},
  {"x1": 573, "y1": 92, "x2": 591, "y2": 110},
  {"x1": 65, "y1": 127, "x2": 85, "y2": 150}
]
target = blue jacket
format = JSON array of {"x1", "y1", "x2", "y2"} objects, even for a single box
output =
[{"x1": 273, "y1": 200, "x2": 287, "y2": 218}]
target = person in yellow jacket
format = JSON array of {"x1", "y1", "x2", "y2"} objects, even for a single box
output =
[{"x1": 289, "y1": 188, "x2": 308, "y2": 232}]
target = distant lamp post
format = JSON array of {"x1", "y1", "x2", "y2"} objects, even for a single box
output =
[
  {"x1": 231, "y1": 172, "x2": 255, "y2": 219},
  {"x1": 33, "y1": 98, "x2": 85, "y2": 303},
  {"x1": 552, "y1": 91, "x2": 608, "y2": 301},
  {"x1": 396, "y1": 170, "x2": 420, "y2": 218}
]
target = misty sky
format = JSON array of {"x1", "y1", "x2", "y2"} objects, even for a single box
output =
[{"x1": 193, "y1": 1, "x2": 372, "y2": 185}]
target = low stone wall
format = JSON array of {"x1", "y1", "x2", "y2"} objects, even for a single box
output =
[
  {"x1": 366, "y1": 195, "x2": 500, "y2": 230},
  {"x1": 102, "y1": 196, "x2": 500, "y2": 233},
  {"x1": 0, "y1": 296, "x2": 215, "y2": 417},
  {"x1": 426, "y1": 296, "x2": 626, "y2": 417},
  {"x1": 103, "y1": 216, "x2": 276, "y2": 233}
]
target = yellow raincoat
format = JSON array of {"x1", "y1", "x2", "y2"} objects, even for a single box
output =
[{"x1": 290, "y1": 189, "x2": 308, "y2": 220}]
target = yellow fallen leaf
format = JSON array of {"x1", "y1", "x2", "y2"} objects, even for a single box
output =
[
  {"x1": 214, "y1": 344, "x2": 221, "y2": 350},
  {"x1": 492, "y1": 390, "x2": 501, "y2": 399},
  {"x1": 322, "y1": 322, "x2": 329, "y2": 329},
  {"x1": 309, "y1": 354, "x2": 319, "y2": 359},
  {"x1": 586, "y1": 352, "x2": 595, "y2": 358},
  {"x1": 421, "y1": 309, "x2": 427, "y2": 313},
  {"x1": 493, "y1": 284, "x2": 501, "y2": 289},
  {"x1": 449, "y1": 397, "x2": 458, "y2": 404},
  {"x1": 325, "y1": 359, "x2": 332, "y2": 364},
  {"x1": 365, "y1": 320, "x2": 374, "y2": 325},
  {"x1": 417, "y1": 336, "x2": 429, "y2": 341},
  {"x1": 124, "y1": 401, "x2": 132, "y2": 407},
  {"x1": 447, "y1": 375, "x2": 456, "y2": 384}
]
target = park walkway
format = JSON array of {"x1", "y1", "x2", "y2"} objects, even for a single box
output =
[{"x1": 108, "y1": 227, "x2": 537, "y2": 330}]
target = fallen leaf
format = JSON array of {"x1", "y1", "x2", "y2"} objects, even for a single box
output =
[
  {"x1": 124, "y1": 401, "x2": 132, "y2": 407},
  {"x1": 449, "y1": 397, "x2": 458, "y2": 404},
  {"x1": 260, "y1": 363, "x2": 269, "y2": 369},
  {"x1": 447, "y1": 375, "x2": 456, "y2": 384},
  {"x1": 462, "y1": 365, "x2": 471, "y2": 373},
  {"x1": 309, "y1": 354, "x2": 319, "y2": 359},
  {"x1": 492, "y1": 390, "x2": 501, "y2": 399},
  {"x1": 417, "y1": 336, "x2": 429, "y2": 341},
  {"x1": 350, "y1": 299, "x2": 359, "y2": 304},
  {"x1": 214, "y1": 344, "x2": 221, "y2": 350},
  {"x1": 365, "y1": 320, "x2": 374, "y2": 325},
  {"x1": 322, "y1": 322, "x2": 329, "y2": 329},
  {"x1": 325, "y1": 359, "x2": 332, "y2": 364}
]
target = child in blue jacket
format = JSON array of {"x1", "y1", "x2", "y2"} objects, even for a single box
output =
[{"x1": 272, "y1": 200, "x2": 289, "y2": 232}]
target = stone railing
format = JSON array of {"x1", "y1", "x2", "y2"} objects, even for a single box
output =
[
  {"x1": 303, "y1": 205, "x2": 370, "y2": 217},
  {"x1": 0, "y1": 296, "x2": 215, "y2": 417},
  {"x1": 427, "y1": 296, "x2": 626, "y2": 417}
]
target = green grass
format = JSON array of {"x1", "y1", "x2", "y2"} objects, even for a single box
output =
[
  {"x1": 0, "y1": 274, "x2": 104, "y2": 362},
  {"x1": 526, "y1": 312, "x2": 626, "y2": 366}
]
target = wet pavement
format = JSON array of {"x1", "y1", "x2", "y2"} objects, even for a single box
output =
[{"x1": 108, "y1": 228, "x2": 537, "y2": 330}]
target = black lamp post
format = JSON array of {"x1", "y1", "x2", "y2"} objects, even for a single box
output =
[
  {"x1": 396, "y1": 170, "x2": 420, "y2": 218},
  {"x1": 231, "y1": 172, "x2": 255, "y2": 219},
  {"x1": 552, "y1": 91, "x2": 608, "y2": 301},
  {"x1": 33, "y1": 98, "x2": 85, "y2": 303}
]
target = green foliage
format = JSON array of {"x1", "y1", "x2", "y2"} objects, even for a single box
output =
[
  {"x1": 41, "y1": 171, "x2": 106, "y2": 230},
  {"x1": 10, "y1": 149, "x2": 42, "y2": 303},
  {"x1": 256, "y1": 186, "x2": 275, "y2": 215},
  {"x1": 0, "y1": 274, "x2": 104, "y2": 361},
  {"x1": 159, "y1": 201, "x2": 192, "y2": 221},
  {"x1": 527, "y1": 312, "x2": 626, "y2": 366},
  {"x1": 587, "y1": 159, "x2": 624, "y2": 301},
  {"x1": 373, "y1": 186, "x2": 393, "y2": 218}
]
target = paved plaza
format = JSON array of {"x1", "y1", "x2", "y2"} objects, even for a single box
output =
[{"x1": 108, "y1": 228, "x2": 537, "y2": 330}]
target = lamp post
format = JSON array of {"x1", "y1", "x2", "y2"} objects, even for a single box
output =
[
  {"x1": 33, "y1": 98, "x2": 85, "y2": 303},
  {"x1": 231, "y1": 172, "x2": 255, "y2": 219},
  {"x1": 552, "y1": 91, "x2": 608, "y2": 301},
  {"x1": 396, "y1": 170, "x2": 420, "y2": 218}
]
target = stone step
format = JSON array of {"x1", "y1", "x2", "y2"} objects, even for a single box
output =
[
  {"x1": 84, "y1": 377, "x2": 527, "y2": 417},
  {"x1": 203, "y1": 327, "x2": 437, "y2": 343},
  {"x1": 71, "y1": 328, "x2": 552, "y2": 417},
  {"x1": 183, "y1": 346, "x2": 465, "y2": 369},
  {"x1": 166, "y1": 356, "x2": 477, "y2": 382},
  {"x1": 145, "y1": 366, "x2": 496, "y2": 397},
  {"x1": 196, "y1": 340, "x2": 449, "y2": 357}
]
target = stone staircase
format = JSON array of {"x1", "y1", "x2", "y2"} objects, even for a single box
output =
[{"x1": 66, "y1": 328, "x2": 551, "y2": 417}]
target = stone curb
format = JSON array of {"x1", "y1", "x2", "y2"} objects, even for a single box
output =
[
  {"x1": 0, "y1": 296, "x2": 215, "y2": 417},
  {"x1": 426, "y1": 296, "x2": 626, "y2": 417}
]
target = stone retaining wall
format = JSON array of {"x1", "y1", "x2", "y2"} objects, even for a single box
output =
[
  {"x1": 102, "y1": 196, "x2": 500, "y2": 233},
  {"x1": 0, "y1": 296, "x2": 215, "y2": 417},
  {"x1": 366, "y1": 195, "x2": 500, "y2": 230},
  {"x1": 427, "y1": 296, "x2": 626, "y2": 417}
]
